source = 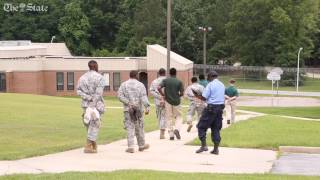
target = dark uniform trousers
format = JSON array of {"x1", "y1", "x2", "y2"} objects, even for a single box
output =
[{"x1": 197, "y1": 104, "x2": 225, "y2": 144}]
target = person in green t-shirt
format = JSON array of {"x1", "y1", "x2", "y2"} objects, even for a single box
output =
[
  {"x1": 158, "y1": 68, "x2": 184, "y2": 141},
  {"x1": 198, "y1": 74, "x2": 208, "y2": 87},
  {"x1": 225, "y1": 79, "x2": 239, "y2": 124}
]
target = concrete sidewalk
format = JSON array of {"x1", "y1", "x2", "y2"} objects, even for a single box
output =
[{"x1": 0, "y1": 114, "x2": 276, "y2": 176}]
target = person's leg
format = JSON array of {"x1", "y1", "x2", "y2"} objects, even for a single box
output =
[
  {"x1": 230, "y1": 101, "x2": 236, "y2": 124},
  {"x1": 165, "y1": 102, "x2": 174, "y2": 139},
  {"x1": 187, "y1": 103, "x2": 196, "y2": 132},
  {"x1": 124, "y1": 112, "x2": 135, "y2": 153},
  {"x1": 157, "y1": 105, "x2": 167, "y2": 139},
  {"x1": 210, "y1": 106, "x2": 224, "y2": 155},
  {"x1": 134, "y1": 118, "x2": 149, "y2": 151},
  {"x1": 225, "y1": 100, "x2": 231, "y2": 124},
  {"x1": 173, "y1": 105, "x2": 183, "y2": 139},
  {"x1": 195, "y1": 109, "x2": 211, "y2": 153}
]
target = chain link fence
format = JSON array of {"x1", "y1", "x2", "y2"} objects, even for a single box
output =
[{"x1": 193, "y1": 64, "x2": 320, "y2": 91}]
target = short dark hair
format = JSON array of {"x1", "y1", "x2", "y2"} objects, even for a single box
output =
[
  {"x1": 207, "y1": 71, "x2": 218, "y2": 79},
  {"x1": 88, "y1": 60, "x2": 98, "y2": 70},
  {"x1": 199, "y1": 74, "x2": 205, "y2": 80},
  {"x1": 158, "y1": 68, "x2": 166, "y2": 76},
  {"x1": 229, "y1": 79, "x2": 236, "y2": 84},
  {"x1": 169, "y1": 68, "x2": 177, "y2": 76},
  {"x1": 130, "y1": 70, "x2": 138, "y2": 78},
  {"x1": 191, "y1": 77, "x2": 198, "y2": 83}
]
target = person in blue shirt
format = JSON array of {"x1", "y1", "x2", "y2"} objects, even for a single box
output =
[{"x1": 193, "y1": 70, "x2": 225, "y2": 155}]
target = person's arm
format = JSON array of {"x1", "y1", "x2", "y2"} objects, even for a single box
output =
[
  {"x1": 117, "y1": 83, "x2": 130, "y2": 105},
  {"x1": 77, "y1": 79, "x2": 92, "y2": 101},
  {"x1": 140, "y1": 85, "x2": 151, "y2": 115},
  {"x1": 157, "y1": 80, "x2": 165, "y2": 97},
  {"x1": 179, "y1": 82, "x2": 184, "y2": 97},
  {"x1": 185, "y1": 86, "x2": 194, "y2": 100},
  {"x1": 194, "y1": 84, "x2": 210, "y2": 101},
  {"x1": 150, "y1": 81, "x2": 162, "y2": 99},
  {"x1": 92, "y1": 78, "x2": 106, "y2": 104}
]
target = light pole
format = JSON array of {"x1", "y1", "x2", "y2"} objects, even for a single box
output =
[
  {"x1": 50, "y1": 36, "x2": 56, "y2": 43},
  {"x1": 198, "y1": 26, "x2": 212, "y2": 74},
  {"x1": 296, "y1": 47, "x2": 303, "y2": 92},
  {"x1": 166, "y1": 0, "x2": 172, "y2": 77}
]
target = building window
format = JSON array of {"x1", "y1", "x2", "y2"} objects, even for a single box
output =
[
  {"x1": 113, "y1": 72, "x2": 121, "y2": 91},
  {"x1": 56, "y1": 72, "x2": 64, "y2": 91},
  {"x1": 102, "y1": 72, "x2": 110, "y2": 91},
  {"x1": 0, "y1": 73, "x2": 6, "y2": 92},
  {"x1": 67, "y1": 72, "x2": 74, "y2": 90}
]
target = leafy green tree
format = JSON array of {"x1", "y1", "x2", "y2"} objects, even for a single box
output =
[{"x1": 58, "y1": 0, "x2": 91, "y2": 55}]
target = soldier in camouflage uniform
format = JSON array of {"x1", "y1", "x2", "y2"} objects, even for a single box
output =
[
  {"x1": 77, "y1": 60, "x2": 106, "y2": 153},
  {"x1": 118, "y1": 70, "x2": 151, "y2": 153},
  {"x1": 150, "y1": 68, "x2": 167, "y2": 139},
  {"x1": 185, "y1": 77, "x2": 206, "y2": 132}
]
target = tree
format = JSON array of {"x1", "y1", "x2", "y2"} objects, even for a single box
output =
[
  {"x1": 226, "y1": 0, "x2": 319, "y2": 67},
  {"x1": 58, "y1": 0, "x2": 91, "y2": 55}
]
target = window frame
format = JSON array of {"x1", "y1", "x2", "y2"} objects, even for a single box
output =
[
  {"x1": 102, "y1": 72, "x2": 111, "y2": 91},
  {"x1": 67, "y1": 72, "x2": 74, "y2": 90},
  {"x1": 113, "y1": 72, "x2": 121, "y2": 91},
  {"x1": 56, "y1": 72, "x2": 64, "y2": 91}
]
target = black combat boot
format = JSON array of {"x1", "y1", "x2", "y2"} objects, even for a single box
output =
[
  {"x1": 195, "y1": 140, "x2": 208, "y2": 153},
  {"x1": 210, "y1": 143, "x2": 219, "y2": 155}
]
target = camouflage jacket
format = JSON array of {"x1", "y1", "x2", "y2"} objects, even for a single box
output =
[
  {"x1": 118, "y1": 78, "x2": 150, "y2": 112},
  {"x1": 77, "y1": 70, "x2": 106, "y2": 113},
  {"x1": 185, "y1": 83, "x2": 206, "y2": 107},
  {"x1": 149, "y1": 76, "x2": 166, "y2": 106}
]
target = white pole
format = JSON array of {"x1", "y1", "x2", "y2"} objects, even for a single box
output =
[
  {"x1": 296, "y1": 47, "x2": 303, "y2": 92},
  {"x1": 166, "y1": 0, "x2": 172, "y2": 77}
]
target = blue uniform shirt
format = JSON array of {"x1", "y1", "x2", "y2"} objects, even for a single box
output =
[{"x1": 202, "y1": 79, "x2": 225, "y2": 105}]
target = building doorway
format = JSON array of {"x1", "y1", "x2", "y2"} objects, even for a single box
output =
[
  {"x1": 139, "y1": 72, "x2": 148, "y2": 94},
  {"x1": 0, "y1": 73, "x2": 6, "y2": 92}
]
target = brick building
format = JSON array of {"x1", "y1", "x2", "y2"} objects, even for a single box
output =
[{"x1": 0, "y1": 41, "x2": 193, "y2": 96}]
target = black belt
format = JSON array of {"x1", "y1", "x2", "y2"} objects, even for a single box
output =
[{"x1": 207, "y1": 104, "x2": 224, "y2": 108}]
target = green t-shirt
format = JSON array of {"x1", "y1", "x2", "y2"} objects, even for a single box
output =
[
  {"x1": 160, "y1": 77, "x2": 184, "y2": 106},
  {"x1": 199, "y1": 80, "x2": 208, "y2": 87},
  {"x1": 225, "y1": 85, "x2": 239, "y2": 97}
]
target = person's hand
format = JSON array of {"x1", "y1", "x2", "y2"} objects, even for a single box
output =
[{"x1": 145, "y1": 108, "x2": 150, "y2": 115}]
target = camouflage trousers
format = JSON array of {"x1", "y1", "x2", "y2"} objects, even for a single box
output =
[
  {"x1": 83, "y1": 109, "x2": 101, "y2": 142},
  {"x1": 124, "y1": 112, "x2": 145, "y2": 148},
  {"x1": 155, "y1": 105, "x2": 166, "y2": 130},
  {"x1": 187, "y1": 103, "x2": 205, "y2": 125}
]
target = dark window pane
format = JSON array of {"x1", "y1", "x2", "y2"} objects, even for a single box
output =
[
  {"x1": 0, "y1": 73, "x2": 6, "y2": 92},
  {"x1": 67, "y1": 72, "x2": 74, "y2": 90},
  {"x1": 56, "y1": 72, "x2": 64, "y2": 91},
  {"x1": 113, "y1": 72, "x2": 121, "y2": 91}
]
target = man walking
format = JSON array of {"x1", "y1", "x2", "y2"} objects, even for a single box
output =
[
  {"x1": 198, "y1": 74, "x2": 208, "y2": 87},
  {"x1": 77, "y1": 60, "x2": 106, "y2": 153},
  {"x1": 118, "y1": 70, "x2": 151, "y2": 153},
  {"x1": 194, "y1": 71, "x2": 225, "y2": 155},
  {"x1": 150, "y1": 68, "x2": 167, "y2": 139},
  {"x1": 185, "y1": 77, "x2": 206, "y2": 132},
  {"x1": 225, "y1": 79, "x2": 239, "y2": 124},
  {"x1": 158, "y1": 68, "x2": 184, "y2": 140}
]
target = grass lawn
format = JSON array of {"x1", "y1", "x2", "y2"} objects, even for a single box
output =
[
  {"x1": 239, "y1": 106, "x2": 320, "y2": 119},
  {"x1": 0, "y1": 93, "x2": 160, "y2": 160},
  {"x1": 191, "y1": 115, "x2": 320, "y2": 150},
  {"x1": 1, "y1": 170, "x2": 319, "y2": 180},
  {"x1": 219, "y1": 76, "x2": 320, "y2": 92}
]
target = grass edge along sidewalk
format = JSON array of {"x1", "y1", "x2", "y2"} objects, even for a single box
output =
[{"x1": 0, "y1": 170, "x2": 319, "y2": 180}]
